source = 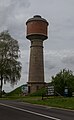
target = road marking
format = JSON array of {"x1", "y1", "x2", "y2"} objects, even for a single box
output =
[{"x1": 0, "y1": 103, "x2": 61, "y2": 120}]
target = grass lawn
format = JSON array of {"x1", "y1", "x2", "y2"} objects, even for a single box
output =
[
  {"x1": 0, "y1": 95, "x2": 74, "y2": 110},
  {"x1": 20, "y1": 96, "x2": 74, "y2": 110},
  {"x1": 0, "y1": 85, "x2": 74, "y2": 110}
]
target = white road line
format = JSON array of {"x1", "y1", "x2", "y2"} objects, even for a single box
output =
[{"x1": 0, "y1": 103, "x2": 61, "y2": 120}]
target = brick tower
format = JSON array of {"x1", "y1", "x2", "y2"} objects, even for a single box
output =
[{"x1": 26, "y1": 15, "x2": 48, "y2": 93}]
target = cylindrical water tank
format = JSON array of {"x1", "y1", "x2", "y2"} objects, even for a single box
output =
[{"x1": 26, "y1": 15, "x2": 48, "y2": 40}]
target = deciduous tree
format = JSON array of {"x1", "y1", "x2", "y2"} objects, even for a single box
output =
[
  {"x1": 52, "y1": 69, "x2": 74, "y2": 96},
  {"x1": 0, "y1": 30, "x2": 21, "y2": 97}
]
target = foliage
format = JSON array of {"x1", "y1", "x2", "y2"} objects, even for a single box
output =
[
  {"x1": 0, "y1": 30, "x2": 22, "y2": 96},
  {"x1": 51, "y1": 69, "x2": 74, "y2": 96}
]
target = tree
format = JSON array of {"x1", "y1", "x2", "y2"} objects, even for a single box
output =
[
  {"x1": 0, "y1": 30, "x2": 21, "y2": 97},
  {"x1": 51, "y1": 69, "x2": 74, "y2": 96}
]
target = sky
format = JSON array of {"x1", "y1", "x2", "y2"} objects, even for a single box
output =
[{"x1": 0, "y1": 0, "x2": 74, "y2": 92}]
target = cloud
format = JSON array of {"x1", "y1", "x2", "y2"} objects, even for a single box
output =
[
  {"x1": 62, "y1": 55, "x2": 74, "y2": 65},
  {"x1": 59, "y1": 49, "x2": 74, "y2": 64},
  {"x1": 45, "y1": 60, "x2": 56, "y2": 70},
  {"x1": 0, "y1": 0, "x2": 31, "y2": 39},
  {"x1": 44, "y1": 49, "x2": 74, "y2": 81}
]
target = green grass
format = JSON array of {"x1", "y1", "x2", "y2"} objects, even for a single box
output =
[
  {"x1": 1, "y1": 85, "x2": 74, "y2": 110},
  {"x1": 20, "y1": 96, "x2": 74, "y2": 110}
]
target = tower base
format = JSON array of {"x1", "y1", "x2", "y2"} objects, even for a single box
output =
[{"x1": 27, "y1": 82, "x2": 46, "y2": 94}]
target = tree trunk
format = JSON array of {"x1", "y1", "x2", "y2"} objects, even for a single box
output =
[{"x1": 0, "y1": 74, "x2": 3, "y2": 98}]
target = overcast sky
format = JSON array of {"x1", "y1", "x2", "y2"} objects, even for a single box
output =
[{"x1": 0, "y1": 0, "x2": 74, "y2": 92}]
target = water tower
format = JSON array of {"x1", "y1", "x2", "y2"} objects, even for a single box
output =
[{"x1": 26, "y1": 15, "x2": 48, "y2": 93}]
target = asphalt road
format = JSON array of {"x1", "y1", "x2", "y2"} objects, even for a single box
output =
[{"x1": 0, "y1": 100, "x2": 74, "y2": 120}]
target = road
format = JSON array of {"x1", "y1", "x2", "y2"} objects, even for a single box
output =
[{"x1": 0, "y1": 100, "x2": 74, "y2": 120}]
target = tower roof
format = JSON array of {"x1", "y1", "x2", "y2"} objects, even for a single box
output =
[{"x1": 26, "y1": 15, "x2": 49, "y2": 25}]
